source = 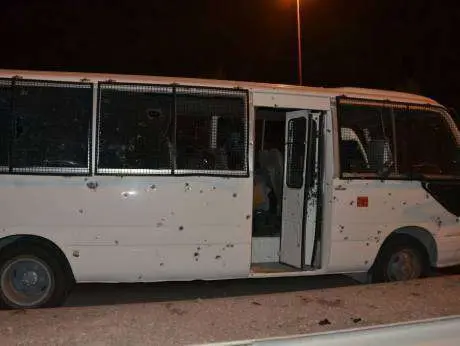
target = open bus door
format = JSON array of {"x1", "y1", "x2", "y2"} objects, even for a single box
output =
[{"x1": 280, "y1": 110, "x2": 322, "y2": 269}]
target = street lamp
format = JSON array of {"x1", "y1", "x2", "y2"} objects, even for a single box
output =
[{"x1": 296, "y1": 0, "x2": 303, "y2": 86}]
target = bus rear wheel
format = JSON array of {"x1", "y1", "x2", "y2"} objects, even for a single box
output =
[
  {"x1": 371, "y1": 235, "x2": 428, "y2": 283},
  {"x1": 0, "y1": 245, "x2": 71, "y2": 309}
]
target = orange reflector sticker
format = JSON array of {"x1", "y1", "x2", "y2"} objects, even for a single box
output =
[{"x1": 357, "y1": 196, "x2": 368, "y2": 208}]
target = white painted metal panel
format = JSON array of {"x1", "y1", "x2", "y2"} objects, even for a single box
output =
[
  {"x1": 253, "y1": 92, "x2": 331, "y2": 111},
  {"x1": 303, "y1": 113, "x2": 321, "y2": 266},
  {"x1": 0, "y1": 175, "x2": 253, "y2": 282},
  {"x1": 280, "y1": 111, "x2": 309, "y2": 267},
  {"x1": 327, "y1": 178, "x2": 460, "y2": 272}
]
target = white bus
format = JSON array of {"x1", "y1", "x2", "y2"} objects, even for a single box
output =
[{"x1": 0, "y1": 69, "x2": 459, "y2": 309}]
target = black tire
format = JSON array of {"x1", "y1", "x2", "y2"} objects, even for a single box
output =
[
  {"x1": 371, "y1": 235, "x2": 429, "y2": 283},
  {"x1": 0, "y1": 244, "x2": 73, "y2": 309}
]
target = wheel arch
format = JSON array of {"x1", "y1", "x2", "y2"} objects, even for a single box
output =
[
  {"x1": 0, "y1": 234, "x2": 75, "y2": 283},
  {"x1": 374, "y1": 226, "x2": 437, "y2": 269}
]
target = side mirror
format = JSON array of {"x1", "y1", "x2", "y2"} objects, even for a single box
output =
[{"x1": 368, "y1": 139, "x2": 394, "y2": 177}]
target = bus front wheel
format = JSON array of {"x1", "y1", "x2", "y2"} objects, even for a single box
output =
[
  {"x1": 0, "y1": 245, "x2": 71, "y2": 309},
  {"x1": 371, "y1": 235, "x2": 429, "y2": 283}
]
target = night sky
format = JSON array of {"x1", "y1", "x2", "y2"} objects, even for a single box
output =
[{"x1": 1, "y1": 0, "x2": 459, "y2": 113}]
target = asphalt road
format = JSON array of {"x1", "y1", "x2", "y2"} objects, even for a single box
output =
[
  {"x1": 64, "y1": 266, "x2": 460, "y2": 308},
  {"x1": 1, "y1": 267, "x2": 459, "y2": 346}
]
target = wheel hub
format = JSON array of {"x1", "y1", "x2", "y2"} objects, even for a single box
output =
[
  {"x1": 21, "y1": 270, "x2": 39, "y2": 287},
  {"x1": 1, "y1": 257, "x2": 54, "y2": 307}
]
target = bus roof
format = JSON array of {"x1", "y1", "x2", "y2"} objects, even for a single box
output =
[{"x1": 0, "y1": 68, "x2": 439, "y2": 106}]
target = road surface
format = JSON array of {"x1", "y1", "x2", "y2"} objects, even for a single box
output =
[{"x1": 1, "y1": 271, "x2": 460, "y2": 345}]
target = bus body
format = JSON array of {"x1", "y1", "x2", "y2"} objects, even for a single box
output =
[{"x1": 0, "y1": 69, "x2": 459, "y2": 308}]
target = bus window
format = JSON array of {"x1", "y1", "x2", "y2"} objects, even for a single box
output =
[
  {"x1": 11, "y1": 80, "x2": 93, "y2": 174},
  {"x1": 286, "y1": 117, "x2": 307, "y2": 188},
  {"x1": 338, "y1": 103, "x2": 394, "y2": 177},
  {"x1": 394, "y1": 108, "x2": 460, "y2": 178},
  {"x1": 98, "y1": 84, "x2": 174, "y2": 173},
  {"x1": 175, "y1": 92, "x2": 246, "y2": 173}
]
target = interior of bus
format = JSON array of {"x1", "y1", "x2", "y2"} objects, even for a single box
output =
[{"x1": 251, "y1": 107, "x2": 293, "y2": 273}]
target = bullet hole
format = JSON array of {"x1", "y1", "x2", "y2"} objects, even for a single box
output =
[
  {"x1": 333, "y1": 196, "x2": 337, "y2": 201},
  {"x1": 184, "y1": 183, "x2": 191, "y2": 191},
  {"x1": 87, "y1": 181, "x2": 98, "y2": 190},
  {"x1": 352, "y1": 318, "x2": 362, "y2": 324},
  {"x1": 425, "y1": 194, "x2": 430, "y2": 199},
  {"x1": 160, "y1": 262, "x2": 164, "y2": 266},
  {"x1": 233, "y1": 193, "x2": 237, "y2": 198},
  {"x1": 349, "y1": 200, "x2": 354, "y2": 206},
  {"x1": 326, "y1": 129, "x2": 331, "y2": 133},
  {"x1": 72, "y1": 250, "x2": 80, "y2": 258},
  {"x1": 366, "y1": 242, "x2": 369, "y2": 246},
  {"x1": 411, "y1": 292, "x2": 421, "y2": 297},
  {"x1": 200, "y1": 189, "x2": 204, "y2": 193},
  {"x1": 215, "y1": 255, "x2": 222, "y2": 260},
  {"x1": 114, "y1": 240, "x2": 119, "y2": 245},
  {"x1": 252, "y1": 301, "x2": 261, "y2": 306},
  {"x1": 138, "y1": 275, "x2": 143, "y2": 280},
  {"x1": 193, "y1": 252, "x2": 199, "y2": 261},
  {"x1": 402, "y1": 201, "x2": 407, "y2": 205},
  {"x1": 339, "y1": 225, "x2": 345, "y2": 230},
  {"x1": 171, "y1": 211, "x2": 175, "y2": 215},
  {"x1": 456, "y1": 218, "x2": 459, "y2": 223},
  {"x1": 122, "y1": 192, "x2": 129, "y2": 198},
  {"x1": 388, "y1": 192, "x2": 392, "y2": 196},
  {"x1": 197, "y1": 246, "x2": 201, "y2": 251},
  {"x1": 377, "y1": 230, "x2": 382, "y2": 234},
  {"x1": 246, "y1": 214, "x2": 251, "y2": 220},
  {"x1": 157, "y1": 222, "x2": 164, "y2": 227},
  {"x1": 318, "y1": 318, "x2": 331, "y2": 326},
  {"x1": 179, "y1": 226, "x2": 184, "y2": 231},
  {"x1": 344, "y1": 237, "x2": 349, "y2": 240},
  {"x1": 211, "y1": 186, "x2": 216, "y2": 190},
  {"x1": 150, "y1": 184, "x2": 156, "y2": 190},
  {"x1": 392, "y1": 207, "x2": 396, "y2": 210},
  {"x1": 364, "y1": 260, "x2": 369, "y2": 265},
  {"x1": 226, "y1": 243, "x2": 234, "y2": 248},
  {"x1": 435, "y1": 217, "x2": 442, "y2": 227},
  {"x1": 78, "y1": 209, "x2": 84, "y2": 214}
]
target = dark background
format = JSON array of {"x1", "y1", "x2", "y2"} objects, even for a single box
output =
[{"x1": 0, "y1": 0, "x2": 459, "y2": 114}]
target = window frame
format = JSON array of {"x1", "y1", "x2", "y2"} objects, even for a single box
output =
[
  {"x1": 0, "y1": 78, "x2": 94, "y2": 176},
  {"x1": 96, "y1": 82, "x2": 250, "y2": 178},
  {"x1": 336, "y1": 96, "x2": 460, "y2": 181}
]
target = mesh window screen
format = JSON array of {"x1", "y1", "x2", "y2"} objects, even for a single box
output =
[
  {"x1": 175, "y1": 86, "x2": 248, "y2": 176},
  {"x1": 97, "y1": 83, "x2": 248, "y2": 176},
  {"x1": 338, "y1": 99, "x2": 395, "y2": 177},
  {"x1": 393, "y1": 105, "x2": 460, "y2": 178},
  {"x1": 0, "y1": 79, "x2": 11, "y2": 173},
  {"x1": 286, "y1": 117, "x2": 306, "y2": 188},
  {"x1": 97, "y1": 83, "x2": 174, "y2": 175},
  {"x1": 8, "y1": 79, "x2": 93, "y2": 175}
]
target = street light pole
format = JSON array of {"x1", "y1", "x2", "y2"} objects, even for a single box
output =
[{"x1": 296, "y1": 0, "x2": 302, "y2": 85}]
